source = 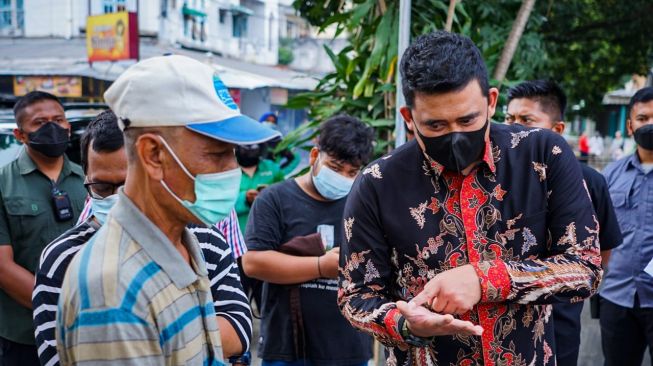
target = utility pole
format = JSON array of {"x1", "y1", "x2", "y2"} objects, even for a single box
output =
[{"x1": 394, "y1": 0, "x2": 411, "y2": 148}]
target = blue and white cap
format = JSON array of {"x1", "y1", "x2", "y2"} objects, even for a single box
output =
[{"x1": 104, "y1": 55, "x2": 281, "y2": 144}]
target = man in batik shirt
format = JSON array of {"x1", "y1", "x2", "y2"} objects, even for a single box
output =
[{"x1": 338, "y1": 31, "x2": 602, "y2": 366}]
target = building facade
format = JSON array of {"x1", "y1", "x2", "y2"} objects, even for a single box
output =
[{"x1": 4, "y1": 0, "x2": 280, "y2": 66}]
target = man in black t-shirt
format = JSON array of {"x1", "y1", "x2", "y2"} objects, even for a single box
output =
[
  {"x1": 242, "y1": 115, "x2": 375, "y2": 366},
  {"x1": 505, "y1": 80, "x2": 623, "y2": 366}
]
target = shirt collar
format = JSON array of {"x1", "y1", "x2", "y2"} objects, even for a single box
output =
[
  {"x1": 626, "y1": 152, "x2": 645, "y2": 172},
  {"x1": 109, "y1": 189, "x2": 208, "y2": 289},
  {"x1": 17, "y1": 148, "x2": 38, "y2": 175},
  {"x1": 17, "y1": 147, "x2": 83, "y2": 179},
  {"x1": 424, "y1": 139, "x2": 496, "y2": 178},
  {"x1": 481, "y1": 139, "x2": 497, "y2": 174}
]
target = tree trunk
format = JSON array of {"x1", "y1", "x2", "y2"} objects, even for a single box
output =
[
  {"x1": 492, "y1": 0, "x2": 536, "y2": 83},
  {"x1": 445, "y1": 0, "x2": 457, "y2": 32}
]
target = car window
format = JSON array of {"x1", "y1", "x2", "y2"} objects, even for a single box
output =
[{"x1": 0, "y1": 133, "x2": 22, "y2": 168}]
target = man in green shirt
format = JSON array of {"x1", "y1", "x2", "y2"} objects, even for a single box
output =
[
  {"x1": 235, "y1": 143, "x2": 285, "y2": 233},
  {"x1": 0, "y1": 91, "x2": 86, "y2": 366}
]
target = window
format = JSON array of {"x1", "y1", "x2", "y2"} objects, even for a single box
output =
[
  {"x1": 0, "y1": 0, "x2": 11, "y2": 30},
  {"x1": 103, "y1": 0, "x2": 126, "y2": 13},
  {"x1": 219, "y1": 9, "x2": 227, "y2": 24},
  {"x1": 232, "y1": 14, "x2": 247, "y2": 38},
  {"x1": 0, "y1": 0, "x2": 23, "y2": 35}
]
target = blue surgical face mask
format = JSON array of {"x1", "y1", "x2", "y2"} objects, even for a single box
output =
[
  {"x1": 158, "y1": 136, "x2": 242, "y2": 226},
  {"x1": 91, "y1": 194, "x2": 119, "y2": 225},
  {"x1": 311, "y1": 155, "x2": 355, "y2": 201}
]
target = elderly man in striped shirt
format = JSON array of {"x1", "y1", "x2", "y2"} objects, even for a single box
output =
[
  {"x1": 33, "y1": 110, "x2": 254, "y2": 366},
  {"x1": 55, "y1": 55, "x2": 280, "y2": 365}
]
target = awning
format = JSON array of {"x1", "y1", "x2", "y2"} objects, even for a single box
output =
[
  {"x1": 182, "y1": 6, "x2": 207, "y2": 18},
  {"x1": 230, "y1": 4, "x2": 254, "y2": 16},
  {"x1": 0, "y1": 38, "x2": 318, "y2": 91}
]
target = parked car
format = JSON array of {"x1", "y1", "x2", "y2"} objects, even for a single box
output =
[{"x1": 0, "y1": 103, "x2": 108, "y2": 168}]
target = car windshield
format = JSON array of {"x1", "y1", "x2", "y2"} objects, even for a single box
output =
[{"x1": 0, "y1": 134, "x2": 22, "y2": 166}]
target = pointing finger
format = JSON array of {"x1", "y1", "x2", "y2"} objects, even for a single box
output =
[{"x1": 411, "y1": 280, "x2": 440, "y2": 307}]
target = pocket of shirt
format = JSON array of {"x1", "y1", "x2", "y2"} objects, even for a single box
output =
[
  {"x1": 4, "y1": 196, "x2": 49, "y2": 245},
  {"x1": 608, "y1": 192, "x2": 636, "y2": 232}
]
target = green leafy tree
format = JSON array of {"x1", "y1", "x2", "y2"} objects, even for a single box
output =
[
  {"x1": 283, "y1": 0, "x2": 653, "y2": 156},
  {"x1": 537, "y1": 0, "x2": 653, "y2": 115},
  {"x1": 285, "y1": 0, "x2": 458, "y2": 156}
]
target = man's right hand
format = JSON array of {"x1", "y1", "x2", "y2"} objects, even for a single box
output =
[
  {"x1": 246, "y1": 189, "x2": 259, "y2": 205},
  {"x1": 318, "y1": 248, "x2": 340, "y2": 278},
  {"x1": 396, "y1": 300, "x2": 483, "y2": 338}
]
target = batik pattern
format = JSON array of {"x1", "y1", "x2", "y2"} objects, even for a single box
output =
[{"x1": 339, "y1": 123, "x2": 602, "y2": 366}]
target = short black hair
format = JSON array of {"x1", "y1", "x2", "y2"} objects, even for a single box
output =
[
  {"x1": 507, "y1": 80, "x2": 567, "y2": 122},
  {"x1": 80, "y1": 110, "x2": 124, "y2": 173},
  {"x1": 13, "y1": 91, "x2": 64, "y2": 127},
  {"x1": 628, "y1": 86, "x2": 653, "y2": 118},
  {"x1": 400, "y1": 31, "x2": 489, "y2": 108},
  {"x1": 317, "y1": 115, "x2": 374, "y2": 167}
]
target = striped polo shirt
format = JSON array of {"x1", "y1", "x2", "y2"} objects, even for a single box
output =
[
  {"x1": 56, "y1": 191, "x2": 225, "y2": 365},
  {"x1": 34, "y1": 220, "x2": 251, "y2": 366}
]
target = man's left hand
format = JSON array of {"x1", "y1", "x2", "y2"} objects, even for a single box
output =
[{"x1": 411, "y1": 264, "x2": 482, "y2": 315}]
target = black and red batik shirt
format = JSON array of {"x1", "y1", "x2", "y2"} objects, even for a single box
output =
[{"x1": 338, "y1": 122, "x2": 602, "y2": 366}]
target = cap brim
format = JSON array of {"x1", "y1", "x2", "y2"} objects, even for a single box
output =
[{"x1": 186, "y1": 115, "x2": 282, "y2": 145}]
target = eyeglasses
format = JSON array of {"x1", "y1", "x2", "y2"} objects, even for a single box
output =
[{"x1": 84, "y1": 181, "x2": 124, "y2": 199}]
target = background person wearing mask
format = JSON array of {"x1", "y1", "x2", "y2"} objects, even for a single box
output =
[
  {"x1": 259, "y1": 112, "x2": 301, "y2": 176},
  {"x1": 56, "y1": 55, "x2": 279, "y2": 365},
  {"x1": 34, "y1": 110, "x2": 254, "y2": 366},
  {"x1": 242, "y1": 115, "x2": 374, "y2": 366},
  {"x1": 0, "y1": 91, "x2": 86, "y2": 366},
  {"x1": 505, "y1": 80, "x2": 623, "y2": 366},
  {"x1": 600, "y1": 86, "x2": 653, "y2": 366},
  {"x1": 234, "y1": 143, "x2": 285, "y2": 233}
]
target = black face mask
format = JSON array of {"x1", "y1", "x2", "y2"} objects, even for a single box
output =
[
  {"x1": 27, "y1": 122, "x2": 70, "y2": 158},
  {"x1": 236, "y1": 146, "x2": 262, "y2": 168},
  {"x1": 634, "y1": 124, "x2": 653, "y2": 150},
  {"x1": 413, "y1": 119, "x2": 489, "y2": 172}
]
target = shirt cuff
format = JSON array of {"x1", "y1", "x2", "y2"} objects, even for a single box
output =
[
  {"x1": 471, "y1": 260, "x2": 511, "y2": 303},
  {"x1": 383, "y1": 308, "x2": 404, "y2": 343}
]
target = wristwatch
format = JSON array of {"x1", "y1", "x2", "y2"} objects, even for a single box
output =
[{"x1": 399, "y1": 317, "x2": 435, "y2": 347}]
